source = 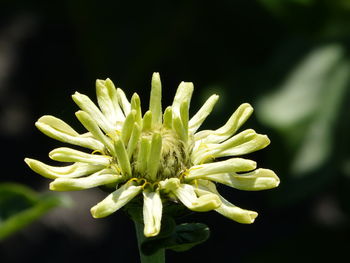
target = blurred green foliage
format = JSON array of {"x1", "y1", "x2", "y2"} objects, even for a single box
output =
[
  {"x1": 257, "y1": 44, "x2": 349, "y2": 176},
  {"x1": 256, "y1": 43, "x2": 350, "y2": 208},
  {"x1": 0, "y1": 183, "x2": 70, "y2": 240}
]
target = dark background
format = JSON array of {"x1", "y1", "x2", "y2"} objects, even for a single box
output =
[{"x1": 1, "y1": 0, "x2": 350, "y2": 262}]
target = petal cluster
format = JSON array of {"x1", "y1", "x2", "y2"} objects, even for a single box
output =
[{"x1": 25, "y1": 73, "x2": 279, "y2": 237}]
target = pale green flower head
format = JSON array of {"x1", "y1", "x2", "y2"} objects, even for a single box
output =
[{"x1": 25, "y1": 73, "x2": 279, "y2": 237}]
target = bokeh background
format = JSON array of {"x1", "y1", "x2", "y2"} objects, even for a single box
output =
[{"x1": 1, "y1": 0, "x2": 350, "y2": 262}]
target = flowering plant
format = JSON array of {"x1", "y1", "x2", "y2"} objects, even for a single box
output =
[{"x1": 25, "y1": 73, "x2": 279, "y2": 262}]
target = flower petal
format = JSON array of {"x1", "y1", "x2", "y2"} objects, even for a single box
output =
[
  {"x1": 173, "y1": 115, "x2": 187, "y2": 143},
  {"x1": 236, "y1": 168, "x2": 280, "y2": 190},
  {"x1": 163, "y1": 106, "x2": 172, "y2": 129},
  {"x1": 192, "y1": 129, "x2": 270, "y2": 164},
  {"x1": 72, "y1": 92, "x2": 115, "y2": 134},
  {"x1": 24, "y1": 158, "x2": 104, "y2": 179},
  {"x1": 91, "y1": 184, "x2": 142, "y2": 218},
  {"x1": 150, "y1": 72, "x2": 162, "y2": 127},
  {"x1": 192, "y1": 129, "x2": 256, "y2": 164},
  {"x1": 142, "y1": 110, "x2": 152, "y2": 131},
  {"x1": 180, "y1": 100, "x2": 189, "y2": 134},
  {"x1": 195, "y1": 103, "x2": 253, "y2": 143},
  {"x1": 116, "y1": 88, "x2": 131, "y2": 116},
  {"x1": 105, "y1": 78, "x2": 125, "y2": 122},
  {"x1": 158, "y1": 178, "x2": 181, "y2": 192},
  {"x1": 196, "y1": 180, "x2": 258, "y2": 223},
  {"x1": 35, "y1": 115, "x2": 104, "y2": 151},
  {"x1": 147, "y1": 132, "x2": 162, "y2": 182},
  {"x1": 143, "y1": 190, "x2": 162, "y2": 237},
  {"x1": 75, "y1": 111, "x2": 115, "y2": 154},
  {"x1": 50, "y1": 171, "x2": 122, "y2": 191},
  {"x1": 215, "y1": 134, "x2": 270, "y2": 158},
  {"x1": 185, "y1": 158, "x2": 257, "y2": 180},
  {"x1": 49, "y1": 147, "x2": 111, "y2": 166},
  {"x1": 189, "y1": 94, "x2": 219, "y2": 133},
  {"x1": 136, "y1": 137, "x2": 151, "y2": 174},
  {"x1": 215, "y1": 129, "x2": 257, "y2": 150},
  {"x1": 121, "y1": 110, "x2": 136, "y2": 145},
  {"x1": 211, "y1": 168, "x2": 280, "y2": 191},
  {"x1": 114, "y1": 137, "x2": 132, "y2": 177},
  {"x1": 173, "y1": 183, "x2": 221, "y2": 212},
  {"x1": 38, "y1": 115, "x2": 78, "y2": 136},
  {"x1": 130, "y1": 93, "x2": 142, "y2": 126},
  {"x1": 172, "y1": 81, "x2": 193, "y2": 117},
  {"x1": 172, "y1": 82, "x2": 193, "y2": 143},
  {"x1": 215, "y1": 198, "x2": 258, "y2": 224},
  {"x1": 96, "y1": 79, "x2": 120, "y2": 125},
  {"x1": 127, "y1": 123, "x2": 141, "y2": 159}
]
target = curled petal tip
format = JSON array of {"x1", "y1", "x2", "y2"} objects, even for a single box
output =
[
  {"x1": 241, "y1": 102, "x2": 253, "y2": 110},
  {"x1": 144, "y1": 231, "x2": 159, "y2": 238},
  {"x1": 24, "y1": 158, "x2": 40, "y2": 173},
  {"x1": 248, "y1": 211, "x2": 258, "y2": 223},
  {"x1": 90, "y1": 207, "x2": 99, "y2": 218},
  {"x1": 90, "y1": 204, "x2": 109, "y2": 219},
  {"x1": 275, "y1": 175, "x2": 281, "y2": 187},
  {"x1": 72, "y1": 91, "x2": 80, "y2": 97},
  {"x1": 24, "y1": 157, "x2": 31, "y2": 165},
  {"x1": 49, "y1": 184, "x2": 55, "y2": 191},
  {"x1": 152, "y1": 72, "x2": 160, "y2": 78}
]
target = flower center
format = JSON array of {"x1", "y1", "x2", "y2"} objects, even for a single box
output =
[{"x1": 131, "y1": 128, "x2": 190, "y2": 182}]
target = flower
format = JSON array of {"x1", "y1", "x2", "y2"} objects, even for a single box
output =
[{"x1": 25, "y1": 73, "x2": 279, "y2": 237}]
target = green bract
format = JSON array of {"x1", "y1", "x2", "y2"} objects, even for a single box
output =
[{"x1": 25, "y1": 73, "x2": 279, "y2": 237}]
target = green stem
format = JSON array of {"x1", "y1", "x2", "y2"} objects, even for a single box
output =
[{"x1": 134, "y1": 219, "x2": 165, "y2": 263}]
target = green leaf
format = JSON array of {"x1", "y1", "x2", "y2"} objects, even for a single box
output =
[
  {"x1": 256, "y1": 45, "x2": 349, "y2": 175},
  {"x1": 0, "y1": 183, "x2": 70, "y2": 240},
  {"x1": 167, "y1": 223, "x2": 210, "y2": 252},
  {"x1": 141, "y1": 221, "x2": 210, "y2": 255},
  {"x1": 290, "y1": 59, "x2": 350, "y2": 174}
]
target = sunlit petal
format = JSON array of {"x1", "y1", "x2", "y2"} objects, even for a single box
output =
[{"x1": 91, "y1": 184, "x2": 142, "y2": 218}]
